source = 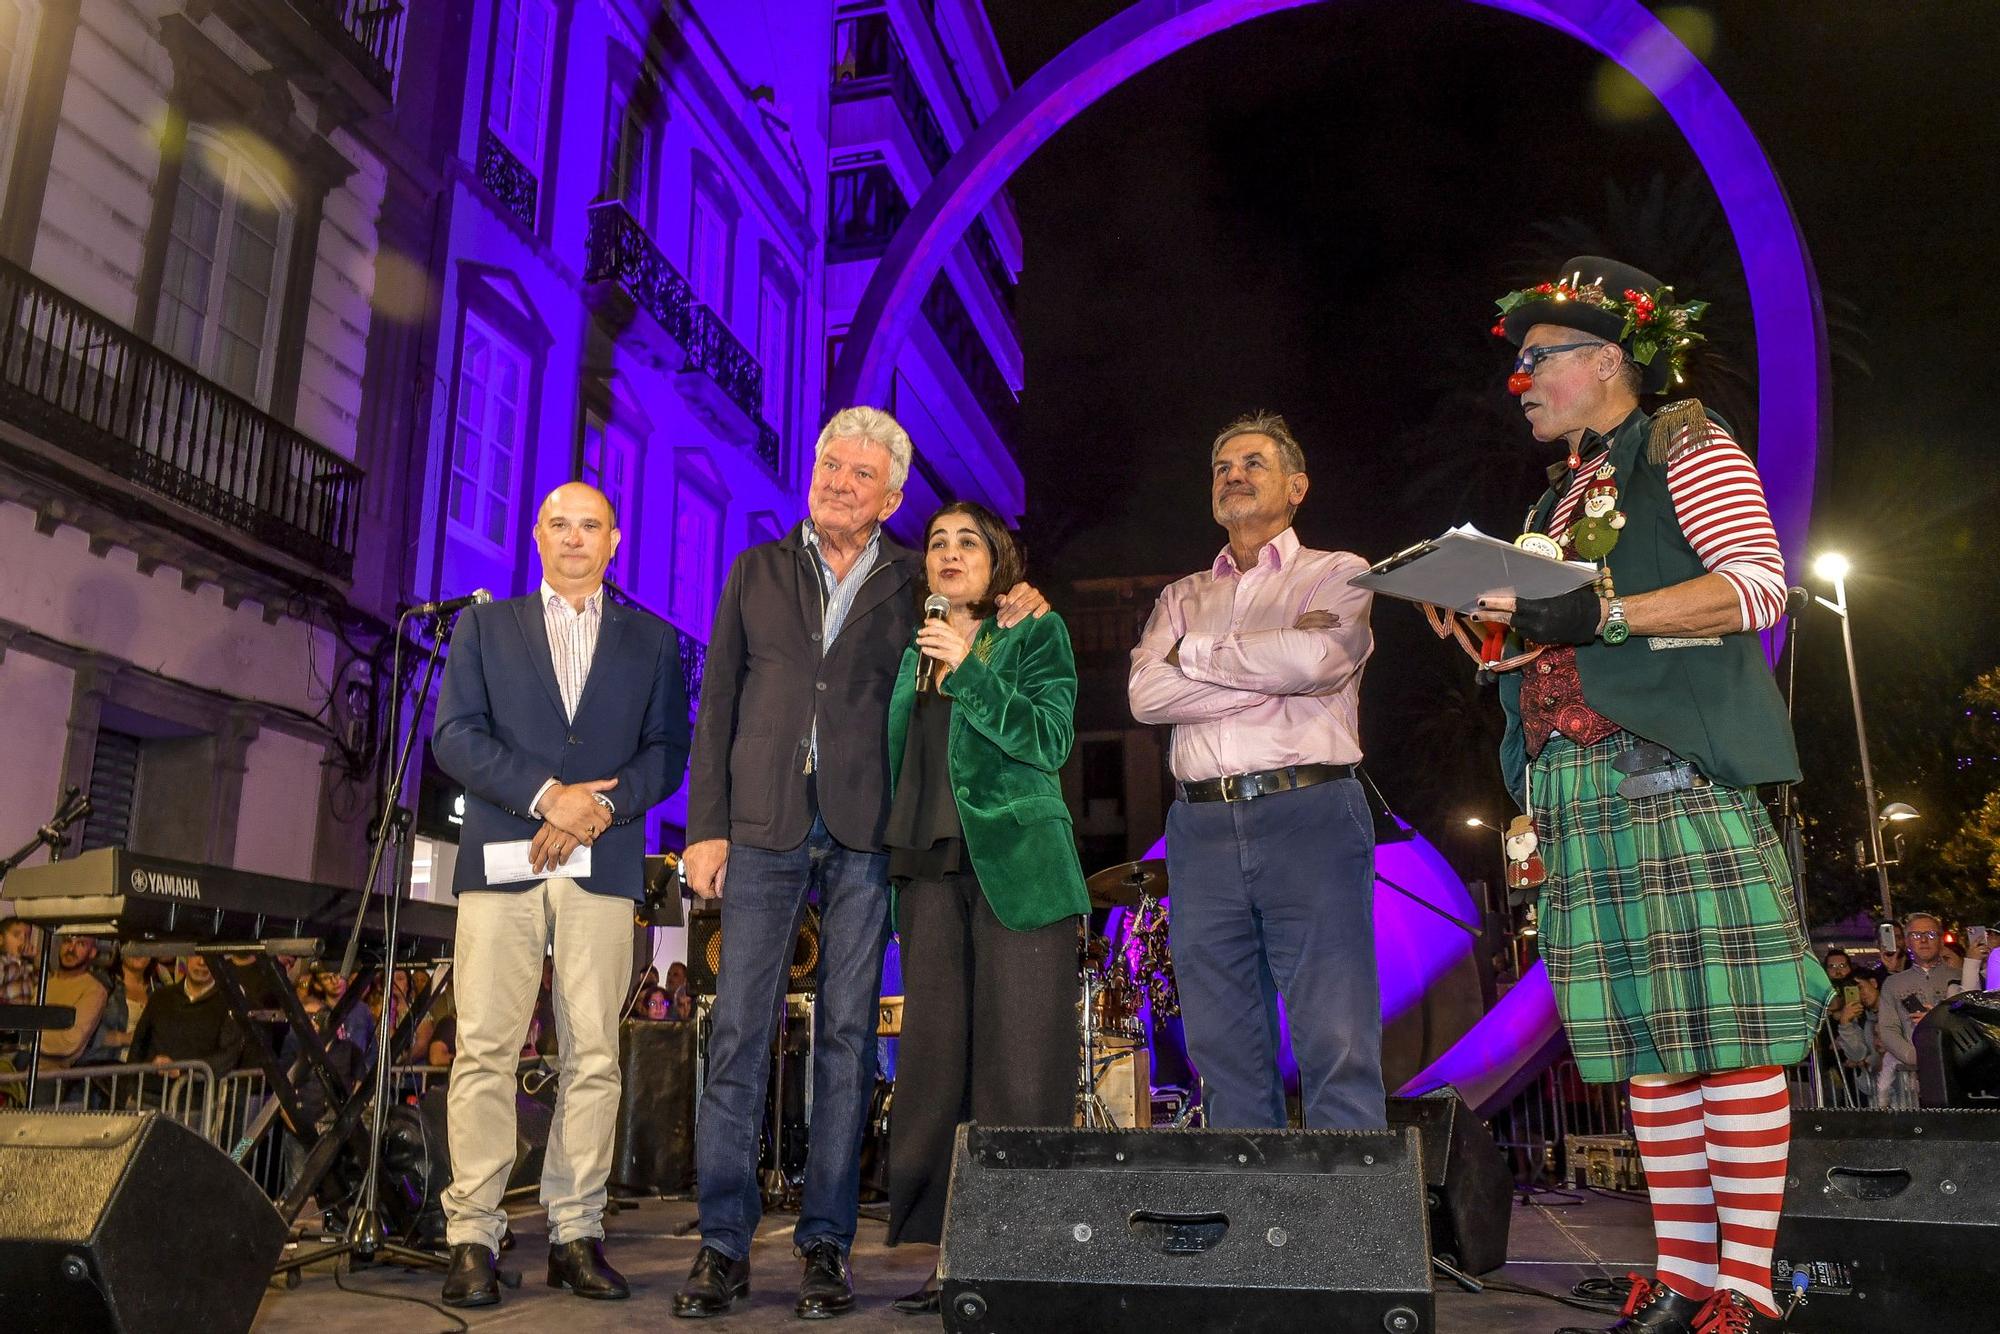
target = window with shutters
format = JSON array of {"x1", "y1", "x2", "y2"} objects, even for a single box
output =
[
  {"x1": 756, "y1": 264, "x2": 796, "y2": 447},
  {"x1": 669, "y1": 471, "x2": 723, "y2": 631},
  {"x1": 578, "y1": 409, "x2": 637, "y2": 585},
  {"x1": 154, "y1": 132, "x2": 293, "y2": 406},
  {"x1": 688, "y1": 180, "x2": 733, "y2": 317},
  {"x1": 489, "y1": 0, "x2": 555, "y2": 172},
  {"x1": 0, "y1": 0, "x2": 38, "y2": 201},
  {"x1": 448, "y1": 313, "x2": 531, "y2": 552},
  {"x1": 82, "y1": 729, "x2": 142, "y2": 852}
]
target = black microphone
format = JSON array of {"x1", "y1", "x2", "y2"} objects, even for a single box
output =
[
  {"x1": 915, "y1": 594, "x2": 950, "y2": 693},
  {"x1": 1785, "y1": 585, "x2": 1809, "y2": 618},
  {"x1": 408, "y1": 588, "x2": 494, "y2": 617}
]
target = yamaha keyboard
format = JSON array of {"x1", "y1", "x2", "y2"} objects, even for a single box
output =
[{"x1": 4, "y1": 847, "x2": 455, "y2": 959}]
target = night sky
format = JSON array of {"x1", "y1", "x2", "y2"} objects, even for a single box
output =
[{"x1": 985, "y1": 1, "x2": 2000, "y2": 908}]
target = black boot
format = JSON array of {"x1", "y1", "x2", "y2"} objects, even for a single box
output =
[
  {"x1": 440, "y1": 1242, "x2": 501, "y2": 1308},
  {"x1": 1690, "y1": 1289, "x2": 1785, "y2": 1333},
  {"x1": 672, "y1": 1245, "x2": 750, "y2": 1319},
  {"x1": 1555, "y1": 1275, "x2": 1704, "y2": 1334},
  {"x1": 891, "y1": 1268, "x2": 941, "y2": 1314},
  {"x1": 796, "y1": 1240, "x2": 855, "y2": 1319},
  {"x1": 547, "y1": 1236, "x2": 630, "y2": 1300}
]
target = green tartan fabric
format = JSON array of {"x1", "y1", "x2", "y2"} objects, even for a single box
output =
[{"x1": 1533, "y1": 730, "x2": 1831, "y2": 1084}]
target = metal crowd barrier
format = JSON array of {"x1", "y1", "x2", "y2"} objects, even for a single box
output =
[{"x1": 0, "y1": 1059, "x2": 218, "y2": 1132}]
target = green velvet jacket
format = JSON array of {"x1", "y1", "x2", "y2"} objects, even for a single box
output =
[{"x1": 886, "y1": 611, "x2": 1090, "y2": 932}]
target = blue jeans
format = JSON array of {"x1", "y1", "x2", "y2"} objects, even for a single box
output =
[
  {"x1": 694, "y1": 816, "x2": 890, "y2": 1259},
  {"x1": 1165, "y1": 778, "x2": 1384, "y2": 1130}
]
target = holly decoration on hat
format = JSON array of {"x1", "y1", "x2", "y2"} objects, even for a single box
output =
[{"x1": 1491, "y1": 275, "x2": 1710, "y2": 386}]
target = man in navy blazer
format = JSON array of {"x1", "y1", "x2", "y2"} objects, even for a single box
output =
[{"x1": 430, "y1": 482, "x2": 688, "y2": 1307}]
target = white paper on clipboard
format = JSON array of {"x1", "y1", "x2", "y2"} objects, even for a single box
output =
[{"x1": 1346, "y1": 524, "x2": 1598, "y2": 615}]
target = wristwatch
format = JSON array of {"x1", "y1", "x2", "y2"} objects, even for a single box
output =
[{"x1": 1602, "y1": 597, "x2": 1630, "y2": 645}]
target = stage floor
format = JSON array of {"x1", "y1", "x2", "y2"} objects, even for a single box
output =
[{"x1": 252, "y1": 1190, "x2": 1655, "y2": 1331}]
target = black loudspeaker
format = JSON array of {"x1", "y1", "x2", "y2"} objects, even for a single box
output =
[
  {"x1": 939, "y1": 1125, "x2": 1433, "y2": 1333},
  {"x1": 686, "y1": 902, "x2": 821, "y2": 995},
  {"x1": 0, "y1": 1110, "x2": 286, "y2": 1333},
  {"x1": 1386, "y1": 1090, "x2": 1513, "y2": 1276},
  {"x1": 1774, "y1": 1108, "x2": 2000, "y2": 1332},
  {"x1": 613, "y1": 1018, "x2": 698, "y2": 1193}
]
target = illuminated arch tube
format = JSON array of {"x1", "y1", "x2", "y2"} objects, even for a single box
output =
[{"x1": 836, "y1": 0, "x2": 1826, "y2": 1114}]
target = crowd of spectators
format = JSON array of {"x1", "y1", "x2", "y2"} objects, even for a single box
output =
[{"x1": 1819, "y1": 912, "x2": 1996, "y2": 1106}]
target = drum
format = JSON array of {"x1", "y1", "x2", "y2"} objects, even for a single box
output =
[{"x1": 1087, "y1": 966, "x2": 1145, "y2": 1040}]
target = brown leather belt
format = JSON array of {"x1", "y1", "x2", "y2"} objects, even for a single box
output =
[{"x1": 1178, "y1": 763, "x2": 1356, "y2": 804}]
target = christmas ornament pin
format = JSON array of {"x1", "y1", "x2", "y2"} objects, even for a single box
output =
[
  {"x1": 1515, "y1": 533, "x2": 1564, "y2": 561},
  {"x1": 1504, "y1": 815, "x2": 1546, "y2": 890},
  {"x1": 1568, "y1": 470, "x2": 1625, "y2": 560}
]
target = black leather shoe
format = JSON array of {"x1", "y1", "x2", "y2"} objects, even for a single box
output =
[
  {"x1": 891, "y1": 1269, "x2": 940, "y2": 1314},
  {"x1": 672, "y1": 1245, "x2": 750, "y2": 1319},
  {"x1": 1555, "y1": 1275, "x2": 1705, "y2": 1333},
  {"x1": 547, "y1": 1236, "x2": 629, "y2": 1300},
  {"x1": 795, "y1": 1240, "x2": 854, "y2": 1319},
  {"x1": 441, "y1": 1242, "x2": 501, "y2": 1308},
  {"x1": 1690, "y1": 1289, "x2": 1783, "y2": 1333}
]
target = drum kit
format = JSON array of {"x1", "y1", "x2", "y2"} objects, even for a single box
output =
[{"x1": 1076, "y1": 859, "x2": 1190, "y2": 1128}]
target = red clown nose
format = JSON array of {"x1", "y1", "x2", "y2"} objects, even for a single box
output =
[{"x1": 1507, "y1": 371, "x2": 1535, "y2": 396}]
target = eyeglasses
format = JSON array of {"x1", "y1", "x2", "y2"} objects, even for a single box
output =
[
  {"x1": 1906, "y1": 930, "x2": 1940, "y2": 941},
  {"x1": 1512, "y1": 341, "x2": 1604, "y2": 375}
]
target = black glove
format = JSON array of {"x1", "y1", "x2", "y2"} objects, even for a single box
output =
[{"x1": 1511, "y1": 584, "x2": 1603, "y2": 645}]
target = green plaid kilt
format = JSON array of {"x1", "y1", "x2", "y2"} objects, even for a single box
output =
[{"x1": 1533, "y1": 730, "x2": 1832, "y2": 1084}]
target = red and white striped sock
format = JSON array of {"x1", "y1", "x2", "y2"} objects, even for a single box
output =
[
  {"x1": 1702, "y1": 1066, "x2": 1792, "y2": 1318},
  {"x1": 1628, "y1": 1073, "x2": 1717, "y2": 1300}
]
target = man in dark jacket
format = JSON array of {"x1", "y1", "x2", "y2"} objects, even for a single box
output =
[
  {"x1": 430, "y1": 482, "x2": 688, "y2": 1308},
  {"x1": 673, "y1": 407, "x2": 1044, "y2": 1320}
]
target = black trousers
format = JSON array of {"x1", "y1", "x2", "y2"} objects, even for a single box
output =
[{"x1": 886, "y1": 869, "x2": 1078, "y2": 1245}]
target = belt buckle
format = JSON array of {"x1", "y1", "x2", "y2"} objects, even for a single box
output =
[{"x1": 1220, "y1": 773, "x2": 1251, "y2": 803}]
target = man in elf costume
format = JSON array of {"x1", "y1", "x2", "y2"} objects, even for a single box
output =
[{"x1": 1472, "y1": 257, "x2": 1829, "y2": 1334}]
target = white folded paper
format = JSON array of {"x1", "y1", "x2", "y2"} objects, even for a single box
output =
[{"x1": 483, "y1": 839, "x2": 592, "y2": 886}]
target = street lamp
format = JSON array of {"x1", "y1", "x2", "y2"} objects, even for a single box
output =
[{"x1": 1812, "y1": 552, "x2": 1894, "y2": 921}]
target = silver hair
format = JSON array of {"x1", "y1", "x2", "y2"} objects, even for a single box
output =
[
  {"x1": 1210, "y1": 411, "x2": 1306, "y2": 475},
  {"x1": 815, "y1": 406, "x2": 912, "y2": 490}
]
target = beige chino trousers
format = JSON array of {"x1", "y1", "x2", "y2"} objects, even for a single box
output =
[{"x1": 441, "y1": 876, "x2": 632, "y2": 1250}]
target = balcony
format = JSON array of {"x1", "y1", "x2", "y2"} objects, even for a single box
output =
[
  {"x1": 921, "y1": 275, "x2": 1018, "y2": 444},
  {"x1": 197, "y1": 0, "x2": 404, "y2": 121},
  {"x1": 583, "y1": 203, "x2": 779, "y2": 472},
  {"x1": 477, "y1": 130, "x2": 538, "y2": 231},
  {"x1": 0, "y1": 257, "x2": 363, "y2": 578},
  {"x1": 833, "y1": 12, "x2": 953, "y2": 176}
]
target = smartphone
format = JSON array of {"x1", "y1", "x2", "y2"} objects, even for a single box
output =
[
  {"x1": 1972, "y1": 926, "x2": 1990, "y2": 950},
  {"x1": 1841, "y1": 983, "x2": 1860, "y2": 1008},
  {"x1": 1878, "y1": 920, "x2": 1901, "y2": 954},
  {"x1": 1901, "y1": 993, "x2": 1927, "y2": 1016}
]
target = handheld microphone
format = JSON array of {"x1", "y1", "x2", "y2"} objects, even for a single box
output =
[
  {"x1": 408, "y1": 588, "x2": 494, "y2": 617},
  {"x1": 915, "y1": 593, "x2": 950, "y2": 693}
]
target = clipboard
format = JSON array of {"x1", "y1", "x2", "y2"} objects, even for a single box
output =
[{"x1": 1347, "y1": 524, "x2": 1598, "y2": 614}]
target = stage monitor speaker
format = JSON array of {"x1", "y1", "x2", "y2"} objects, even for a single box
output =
[
  {"x1": 686, "y1": 902, "x2": 820, "y2": 995},
  {"x1": 939, "y1": 1124, "x2": 1433, "y2": 1333},
  {"x1": 613, "y1": 1017, "x2": 698, "y2": 1193},
  {"x1": 0, "y1": 1110, "x2": 286, "y2": 1334},
  {"x1": 1386, "y1": 1089, "x2": 1513, "y2": 1276},
  {"x1": 1774, "y1": 1108, "x2": 2000, "y2": 1332}
]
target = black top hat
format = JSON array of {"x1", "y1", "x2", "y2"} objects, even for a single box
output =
[{"x1": 1499, "y1": 255, "x2": 1675, "y2": 394}]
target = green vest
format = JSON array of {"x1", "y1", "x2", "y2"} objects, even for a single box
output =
[{"x1": 1499, "y1": 406, "x2": 1800, "y2": 799}]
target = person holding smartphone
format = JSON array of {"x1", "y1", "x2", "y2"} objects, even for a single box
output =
[{"x1": 1877, "y1": 913, "x2": 1958, "y2": 1107}]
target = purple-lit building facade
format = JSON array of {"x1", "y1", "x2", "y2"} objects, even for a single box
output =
[{"x1": 0, "y1": 1, "x2": 1026, "y2": 951}]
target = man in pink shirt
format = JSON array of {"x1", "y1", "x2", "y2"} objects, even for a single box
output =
[{"x1": 1127, "y1": 412, "x2": 1381, "y2": 1129}]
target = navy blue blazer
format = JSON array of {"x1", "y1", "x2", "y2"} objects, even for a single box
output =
[{"x1": 431, "y1": 592, "x2": 689, "y2": 901}]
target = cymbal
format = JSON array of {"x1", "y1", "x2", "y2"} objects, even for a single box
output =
[{"x1": 1086, "y1": 859, "x2": 1167, "y2": 909}]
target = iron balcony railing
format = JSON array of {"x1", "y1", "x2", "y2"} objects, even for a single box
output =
[
  {"x1": 303, "y1": 0, "x2": 405, "y2": 93},
  {"x1": 584, "y1": 202, "x2": 777, "y2": 468},
  {"x1": 0, "y1": 256, "x2": 364, "y2": 577},
  {"x1": 833, "y1": 12, "x2": 953, "y2": 176},
  {"x1": 477, "y1": 129, "x2": 538, "y2": 230},
  {"x1": 921, "y1": 274, "x2": 1019, "y2": 442}
]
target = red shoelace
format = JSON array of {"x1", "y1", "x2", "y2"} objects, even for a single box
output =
[
  {"x1": 1620, "y1": 1274, "x2": 1658, "y2": 1317},
  {"x1": 1694, "y1": 1291, "x2": 1756, "y2": 1334}
]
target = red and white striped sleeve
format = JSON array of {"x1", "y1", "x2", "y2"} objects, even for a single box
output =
[{"x1": 1665, "y1": 428, "x2": 1788, "y2": 631}]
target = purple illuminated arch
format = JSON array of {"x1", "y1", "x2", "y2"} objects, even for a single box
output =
[{"x1": 834, "y1": 0, "x2": 1827, "y2": 1113}]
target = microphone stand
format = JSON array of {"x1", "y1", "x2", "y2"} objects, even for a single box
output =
[
  {"x1": 1, "y1": 787, "x2": 92, "y2": 1109},
  {"x1": 294, "y1": 604, "x2": 473, "y2": 1276},
  {"x1": 1775, "y1": 588, "x2": 1827, "y2": 1103}
]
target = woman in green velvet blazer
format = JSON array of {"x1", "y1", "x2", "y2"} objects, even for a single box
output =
[{"x1": 880, "y1": 502, "x2": 1088, "y2": 1310}]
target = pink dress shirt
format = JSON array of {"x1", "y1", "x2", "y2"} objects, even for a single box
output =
[{"x1": 1128, "y1": 527, "x2": 1374, "y2": 783}]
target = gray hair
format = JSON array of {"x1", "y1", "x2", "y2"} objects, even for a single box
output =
[
  {"x1": 816, "y1": 406, "x2": 912, "y2": 490},
  {"x1": 1211, "y1": 411, "x2": 1306, "y2": 476}
]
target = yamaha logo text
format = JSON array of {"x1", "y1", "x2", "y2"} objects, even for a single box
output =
[{"x1": 129, "y1": 867, "x2": 202, "y2": 901}]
